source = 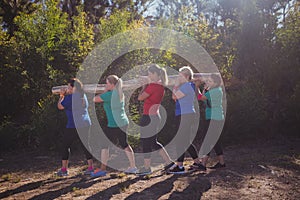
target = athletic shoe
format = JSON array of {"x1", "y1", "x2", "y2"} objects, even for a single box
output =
[
  {"x1": 209, "y1": 162, "x2": 226, "y2": 169},
  {"x1": 188, "y1": 163, "x2": 206, "y2": 171},
  {"x1": 124, "y1": 167, "x2": 138, "y2": 174},
  {"x1": 164, "y1": 161, "x2": 176, "y2": 171},
  {"x1": 83, "y1": 168, "x2": 94, "y2": 175},
  {"x1": 56, "y1": 169, "x2": 68, "y2": 177},
  {"x1": 137, "y1": 167, "x2": 152, "y2": 176},
  {"x1": 91, "y1": 169, "x2": 106, "y2": 177},
  {"x1": 167, "y1": 165, "x2": 185, "y2": 174}
]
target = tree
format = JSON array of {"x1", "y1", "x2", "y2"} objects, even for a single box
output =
[
  {"x1": 2, "y1": 0, "x2": 94, "y2": 121},
  {"x1": 83, "y1": 0, "x2": 151, "y2": 24},
  {"x1": 0, "y1": 0, "x2": 40, "y2": 36},
  {"x1": 274, "y1": 1, "x2": 300, "y2": 133},
  {"x1": 59, "y1": 0, "x2": 81, "y2": 19}
]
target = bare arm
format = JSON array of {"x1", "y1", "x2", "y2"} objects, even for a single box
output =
[
  {"x1": 93, "y1": 95, "x2": 104, "y2": 103},
  {"x1": 198, "y1": 88, "x2": 208, "y2": 101},
  {"x1": 198, "y1": 93, "x2": 207, "y2": 101},
  {"x1": 57, "y1": 95, "x2": 65, "y2": 110},
  {"x1": 57, "y1": 88, "x2": 66, "y2": 110},
  {"x1": 138, "y1": 91, "x2": 150, "y2": 101},
  {"x1": 172, "y1": 89, "x2": 185, "y2": 100}
]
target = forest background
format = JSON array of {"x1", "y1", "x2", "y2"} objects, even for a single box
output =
[{"x1": 0, "y1": 0, "x2": 299, "y2": 152}]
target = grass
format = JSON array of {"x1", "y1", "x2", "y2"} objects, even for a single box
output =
[
  {"x1": 1, "y1": 174, "x2": 12, "y2": 181},
  {"x1": 72, "y1": 187, "x2": 85, "y2": 197}
]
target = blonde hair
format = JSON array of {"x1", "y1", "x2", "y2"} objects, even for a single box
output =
[
  {"x1": 106, "y1": 75, "x2": 124, "y2": 101},
  {"x1": 179, "y1": 66, "x2": 193, "y2": 81},
  {"x1": 148, "y1": 64, "x2": 168, "y2": 86}
]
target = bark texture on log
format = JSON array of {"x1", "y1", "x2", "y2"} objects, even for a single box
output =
[{"x1": 51, "y1": 73, "x2": 219, "y2": 94}]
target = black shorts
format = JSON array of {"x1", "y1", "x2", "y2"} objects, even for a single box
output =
[{"x1": 103, "y1": 125, "x2": 129, "y2": 149}]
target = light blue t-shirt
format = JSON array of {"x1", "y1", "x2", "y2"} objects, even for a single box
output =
[
  {"x1": 175, "y1": 82, "x2": 196, "y2": 116},
  {"x1": 204, "y1": 87, "x2": 224, "y2": 120}
]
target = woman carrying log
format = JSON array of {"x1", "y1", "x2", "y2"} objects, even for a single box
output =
[
  {"x1": 93, "y1": 75, "x2": 137, "y2": 176},
  {"x1": 137, "y1": 64, "x2": 175, "y2": 175},
  {"x1": 168, "y1": 66, "x2": 205, "y2": 174},
  {"x1": 196, "y1": 74, "x2": 226, "y2": 169},
  {"x1": 56, "y1": 78, "x2": 94, "y2": 177}
]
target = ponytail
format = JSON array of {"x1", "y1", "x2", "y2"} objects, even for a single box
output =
[
  {"x1": 116, "y1": 78, "x2": 124, "y2": 101},
  {"x1": 148, "y1": 64, "x2": 169, "y2": 86},
  {"x1": 160, "y1": 67, "x2": 168, "y2": 86},
  {"x1": 107, "y1": 75, "x2": 124, "y2": 101}
]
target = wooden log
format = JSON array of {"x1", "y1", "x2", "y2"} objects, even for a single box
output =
[{"x1": 51, "y1": 73, "x2": 219, "y2": 94}]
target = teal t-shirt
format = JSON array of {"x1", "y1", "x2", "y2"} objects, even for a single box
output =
[
  {"x1": 100, "y1": 90, "x2": 129, "y2": 128},
  {"x1": 204, "y1": 87, "x2": 224, "y2": 120}
]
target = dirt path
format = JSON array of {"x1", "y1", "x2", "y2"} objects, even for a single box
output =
[{"x1": 0, "y1": 136, "x2": 299, "y2": 200}]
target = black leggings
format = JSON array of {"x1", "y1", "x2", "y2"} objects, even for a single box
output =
[
  {"x1": 175, "y1": 114, "x2": 199, "y2": 163},
  {"x1": 61, "y1": 127, "x2": 93, "y2": 160},
  {"x1": 103, "y1": 125, "x2": 129, "y2": 149},
  {"x1": 140, "y1": 115, "x2": 164, "y2": 159},
  {"x1": 204, "y1": 120, "x2": 223, "y2": 156}
]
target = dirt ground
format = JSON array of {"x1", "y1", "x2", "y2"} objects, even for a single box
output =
[{"x1": 0, "y1": 136, "x2": 299, "y2": 200}]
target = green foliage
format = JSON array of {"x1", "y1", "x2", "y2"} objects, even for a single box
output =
[
  {"x1": 127, "y1": 133, "x2": 140, "y2": 149},
  {"x1": 1, "y1": 0, "x2": 300, "y2": 152},
  {"x1": 0, "y1": 31, "x2": 25, "y2": 118},
  {"x1": 273, "y1": 2, "x2": 300, "y2": 134},
  {"x1": 0, "y1": 0, "x2": 40, "y2": 36},
  {"x1": 286, "y1": 84, "x2": 300, "y2": 132},
  {"x1": 0, "y1": 0, "x2": 94, "y2": 150},
  {"x1": 98, "y1": 10, "x2": 131, "y2": 42},
  {"x1": 224, "y1": 81, "x2": 269, "y2": 143},
  {"x1": 68, "y1": 8, "x2": 95, "y2": 67}
]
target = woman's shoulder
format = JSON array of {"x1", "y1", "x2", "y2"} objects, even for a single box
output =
[
  {"x1": 209, "y1": 87, "x2": 223, "y2": 95},
  {"x1": 147, "y1": 82, "x2": 164, "y2": 90},
  {"x1": 101, "y1": 90, "x2": 113, "y2": 96},
  {"x1": 149, "y1": 82, "x2": 163, "y2": 86},
  {"x1": 212, "y1": 86, "x2": 222, "y2": 91},
  {"x1": 180, "y1": 82, "x2": 195, "y2": 90},
  {"x1": 72, "y1": 92, "x2": 86, "y2": 98}
]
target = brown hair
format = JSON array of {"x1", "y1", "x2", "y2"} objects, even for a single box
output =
[
  {"x1": 68, "y1": 78, "x2": 84, "y2": 96},
  {"x1": 68, "y1": 78, "x2": 85, "y2": 107}
]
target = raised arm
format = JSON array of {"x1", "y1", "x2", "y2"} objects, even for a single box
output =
[{"x1": 57, "y1": 88, "x2": 66, "y2": 110}]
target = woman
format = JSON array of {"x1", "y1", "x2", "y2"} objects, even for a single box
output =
[
  {"x1": 197, "y1": 74, "x2": 226, "y2": 169},
  {"x1": 168, "y1": 66, "x2": 204, "y2": 174},
  {"x1": 56, "y1": 78, "x2": 94, "y2": 177},
  {"x1": 137, "y1": 64, "x2": 174, "y2": 175},
  {"x1": 93, "y1": 75, "x2": 137, "y2": 176}
]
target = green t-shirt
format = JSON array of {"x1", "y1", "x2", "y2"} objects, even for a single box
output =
[
  {"x1": 100, "y1": 90, "x2": 129, "y2": 128},
  {"x1": 204, "y1": 87, "x2": 224, "y2": 120}
]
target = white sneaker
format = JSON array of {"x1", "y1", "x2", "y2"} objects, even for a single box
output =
[{"x1": 124, "y1": 167, "x2": 138, "y2": 174}]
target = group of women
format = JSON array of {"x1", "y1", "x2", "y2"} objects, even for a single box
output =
[{"x1": 56, "y1": 64, "x2": 225, "y2": 177}]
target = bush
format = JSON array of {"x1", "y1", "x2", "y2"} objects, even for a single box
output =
[
  {"x1": 0, "y1": 120, "x2": 20, "y2": 151},
  {"x1": 28, "y1": 95, "x2": 66, "y2": 151},
  {"x1": 283, "y1": 83, "x2": 300, "y2": 135},
  {"x1": 223, "y1": 81, "x2": 269, "y2": 144}
]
